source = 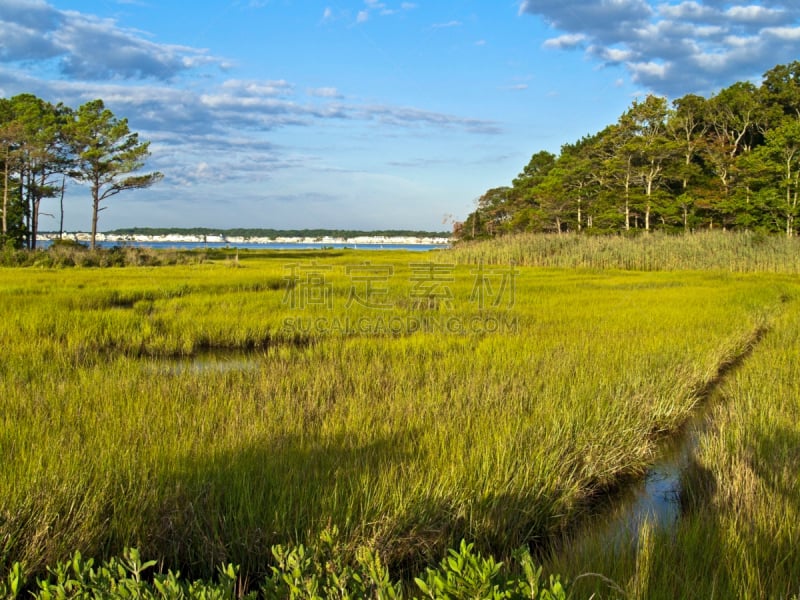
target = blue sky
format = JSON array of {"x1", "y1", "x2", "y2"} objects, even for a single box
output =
[{"x1": 2, "y1": 1, "x2": 800, "y2": 232}]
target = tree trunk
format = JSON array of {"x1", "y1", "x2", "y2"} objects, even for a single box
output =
[
  {"x1": 625, "y1": 199, "x2": 630, "y2": 230},
  {"x1": 23, "y1": 171, "x2": 32, "y2": 250},
  {"x1": 91, "y1": 185, "x2": 99, "y2": 251},
  {"x1": 2, "y1": 151, "x2": 8, "y2": 235},
  {"x1": 31, "y1": 197, "x2": 40, "y2": 250},
  {"x1": 59, "y1": 175, "x2": 65, "y2": 238},
  {"x1": 624, "y1": 169, "x2": 631, "y2": 231}
]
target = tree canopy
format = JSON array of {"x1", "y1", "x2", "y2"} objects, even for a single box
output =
[
  {"x1": 0, "y1": 95, "x2": 160, "y2": 249},
  {"x1": 456, "y1": 60, "x2": 800, "y2": 240}
]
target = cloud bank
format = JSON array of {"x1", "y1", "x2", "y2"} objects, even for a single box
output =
[
  {"x1": 520, "y1": 0, "x2": 800, "y2": 96},
  {"x1": 0, "y1": 0, "x2": 497, "y2": 191},
  {"x1": 0, "y1": 0, "x2": 227, "y2": 80}
]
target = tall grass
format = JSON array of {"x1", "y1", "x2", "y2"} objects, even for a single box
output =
[
  {"x1": 449, "y1": 231, "x2": 800, "y2": 273},
  {"x1": 0, "y1": 249, "x2": 797, "y2": 591},
  {"x1": 546, "y1": 296, "x2": 800, "y2": 599}
]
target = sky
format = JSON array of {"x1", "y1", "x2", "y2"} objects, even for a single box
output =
[{"x1": 2, "y1": 1, "x2": 800, "y2": 232}]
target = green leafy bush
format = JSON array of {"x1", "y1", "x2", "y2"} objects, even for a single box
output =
[{"x1": 1, "y1": 534, "x2": 566, "y2": 600}]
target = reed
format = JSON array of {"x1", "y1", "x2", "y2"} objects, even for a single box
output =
[
  {"x1": 544, "y1": 291, "x2": 800, "y2": 599},
  {"x1": 449, "y1": 231, "x2": 800, "y2": 273}
]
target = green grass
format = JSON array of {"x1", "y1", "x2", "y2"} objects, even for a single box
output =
[
  {"x1": 449, "y1": 231, "x2": 800, "y2": 273},
  {"x1": 1, "y1": 242, "x2": 799, "y2": 596},
  {"x1": 548, "y1": 296, "x2": 800, "y2": 599}
]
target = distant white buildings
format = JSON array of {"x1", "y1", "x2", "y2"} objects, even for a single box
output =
[{"x1": 38, "y1": 232, "x2": 450, "y2": 246}]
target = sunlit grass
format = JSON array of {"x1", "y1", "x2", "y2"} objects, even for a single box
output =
[
  {"x1": 545, "y1": 291, "x2": 800, "y2": 599},
  {"x1": 1, "y1": 247, "x2": 798, "y2": 594},
  {"x1": 449, "y1": 231, "x2": 800, "y2": 273}
]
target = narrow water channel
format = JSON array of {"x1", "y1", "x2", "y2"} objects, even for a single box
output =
[
  {"x1": 564, "y1": 327, "x2": 766, "y2": 553},
  {"x1": 593, "y1": 403, "x2": 711, "y2": 549}
]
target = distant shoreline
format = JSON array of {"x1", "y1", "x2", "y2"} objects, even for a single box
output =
[{"x1": 37, "y1": 232, "x2": 451, "y2": 246}]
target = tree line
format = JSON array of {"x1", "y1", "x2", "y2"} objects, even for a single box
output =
[
  {"x1": 0, "y1": 95, "x2": 161, "y2": 251},
  {"x1": 106, "y1": 227, "x2": 451, "y2": 238},
  {"x1": 457, "y1": 61, "x2": 800, "y2": 240}
]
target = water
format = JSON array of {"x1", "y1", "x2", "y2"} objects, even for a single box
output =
[
  {"x1": 38, "y1": 240, "x2": 447, "y2": 252},
  {"x1": 153, "y1": 351, "x2": 263, "y2": 376},
  {"x1": 568, "y1": 329, "x2": 766, "y2": 551},
  {"x1": 556, "y1": 408, "x2": 711, "y2": 562},
  {"x1": 605, "y1": 414, "x2": 707, "y2": 546}
]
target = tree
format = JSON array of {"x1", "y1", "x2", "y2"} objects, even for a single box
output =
[
  {"x1": 545, "y1": 135, "x2": 605, "y2": 232},
  {"x1": 761, "y1": 61, "x2": 800, "y2": 123},
  {"x1": 669, "y1": 94, "x2": 710, "y2": 230},
  {"x1": 67, "y1": 99, "x2": 162, "y2": 250},
  {"x1": 508, "y1": 151, "x2": 556, "y2": 232},
  {"x1": 743, "y1": 118, "x2": 800, "y2": 236},
  {"x1": 512, "y1": 151, "x2": 557, "y2": 193},
  {"x1": 0, "y1": 100, "x2": 21, "y2": 243},
  {"x1": 704, "y1": 82, "x2": 766, "y2": 227},
  {"x1": 11, "y1": 94, "x2": 72, "y2": 249},
  {"x1": 452, "y1": 61, "x2": 800, "y2": 240},
  {"x1": 622, "y1": 95, "x2": 679, "y2": 232},
  {"x1": 597, "y1": 120, "x2": 640, "y2": 231},
  {"x1": 0, "y1": 98, "x2": 31, "y2": 248}
]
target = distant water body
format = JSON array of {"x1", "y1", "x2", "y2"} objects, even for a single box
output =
[{"x1": 39, "y1": 240, "x2": 447, "y2": 252}]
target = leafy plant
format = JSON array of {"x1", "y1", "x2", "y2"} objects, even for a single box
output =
[{"x1": 414, "y1": 541, "x2": 565, "y2": 600}]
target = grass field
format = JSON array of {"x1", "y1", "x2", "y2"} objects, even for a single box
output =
[
  {"x1": 548, "y1": 298, "x2": 800, "y2": 599},
  {"x1": 1, "y1": 236, "x2": 799, "y2": 597}
]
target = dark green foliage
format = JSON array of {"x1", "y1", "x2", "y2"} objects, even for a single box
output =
[
  {"x1": 457, "y1": 61, "x2": 800, "y2": 240},
  {"x1": 66, "y1": 99, "x2": 163, "y2": 250},
  {"x1": 0, "y1": 537, "x2": 566, "y2": 600},
  {"x1": 0, "y1": 95, "x2": 159, "y2": 251}
]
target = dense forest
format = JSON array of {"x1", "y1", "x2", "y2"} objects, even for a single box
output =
[
  {"x1": 0, "y1": 95, "x2": 159, "y2": 250},
  {"x1": 457, "y1": 61, "x2": 800, "y2": 240}
]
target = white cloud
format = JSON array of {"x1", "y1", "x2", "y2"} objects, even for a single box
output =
[
  {"x1": 593, "y1": 46, "x2": 635, "y2": 63},
  {"x1": 725, "y1": 5, "x2": 785, "y2": 24},
  {"x1": 432, "y1": 20, "x2": 463, "y2": 29},
  {"x1": 658, "y1": 2, "x2": 715, "y2": 21},
  {"x1": 309, "y1": 87, "x2": 343, "y2": 98},
  {"x1": 221, "y1": 79, "x2": 293, "y2": 96},
  {"x1": 523, "y1": 0, "x2": 800, "y2": 96},
  {"x1": 630, "y1": 61, "x2": 668, "y2": 79},
  {"x1": 349, "y1": 1, "x2": 415, "y2": 25},
  {"x1": 0, "y1": 1, "x2": 228, "y2": 80},
  {"x1": 543, "y1": 33, "x2": 587, "y2": 49},
  {"x1": 763, "y1": 26, "x2": 800, "y2": 41}
]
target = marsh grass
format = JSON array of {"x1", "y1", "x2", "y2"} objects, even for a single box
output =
[
  {"x1": 449, "y1": 231, "x2": 800, "y2": 273},
  {"x1": 1, "y1": 248, "x2": 798, "y2": 592},
  {"x1": 546, "y1": 297, "x2": 800, "y2": 600},
  {"x1": 1, "y1": 242, "x2": 203, "y2": 268}
]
